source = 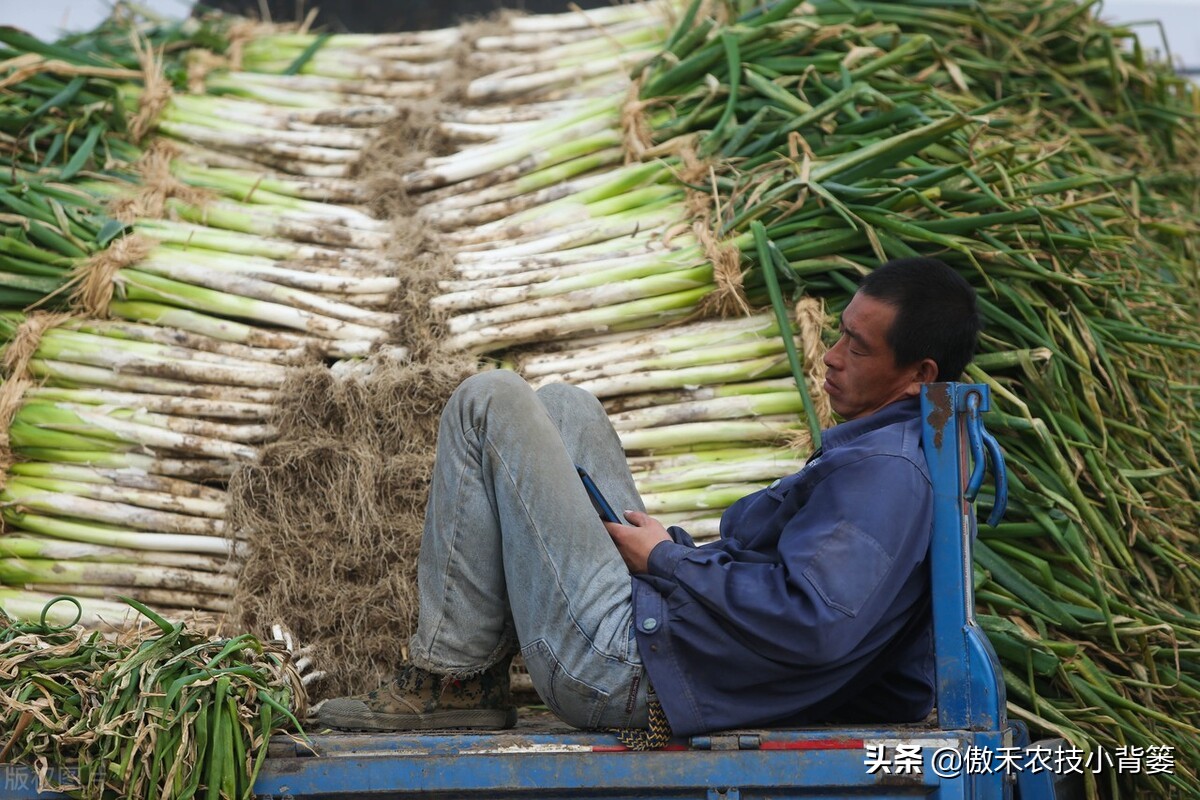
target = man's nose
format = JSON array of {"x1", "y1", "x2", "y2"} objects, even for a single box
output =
[{"x1": 823, "y1": 339, "x2": 842, "y2": 370}]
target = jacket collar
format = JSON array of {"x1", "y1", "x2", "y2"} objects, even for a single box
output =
[{"x1": 819, "y1": 397, "x2": 921, "y2": 453}]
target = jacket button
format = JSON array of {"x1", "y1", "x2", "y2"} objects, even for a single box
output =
[{"x1": 641, "y1": 618, "x2": 658, "y2": 632}]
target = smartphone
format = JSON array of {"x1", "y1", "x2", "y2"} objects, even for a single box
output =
[{"x1": 576, "y1": 466, "x2": 623, "y2": 524}]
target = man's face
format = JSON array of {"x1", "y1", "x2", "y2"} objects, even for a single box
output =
[{"x1": 822, "y1": 292, "x2": 929, "y2": 421}]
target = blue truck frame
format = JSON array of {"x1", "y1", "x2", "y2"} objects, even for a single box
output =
[{"x1": 10, "y1": 383, "x2": 1082, "y2": 800}]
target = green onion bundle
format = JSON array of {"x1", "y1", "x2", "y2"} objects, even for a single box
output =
[
  {"x1": 0, "y1": 596, "x2": 305, "y2": 798},
  {"x1": 0, "y1": 12, "x2": 414, "y2": 619}
]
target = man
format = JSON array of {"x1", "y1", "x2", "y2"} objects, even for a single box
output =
[{"x1": 319, "y1": 256, "x2": 981, "y2": 739}]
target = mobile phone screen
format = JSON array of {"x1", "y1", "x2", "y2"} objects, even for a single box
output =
[{"x1": 576, "y1": 466, "x2": 623, "y2": 524}]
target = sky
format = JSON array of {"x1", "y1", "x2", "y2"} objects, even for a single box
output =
[
  {"x1": 3, "y1": 0, "x2": 1198, "y2": 69},
  {"x1": 4, "y1": 0, "x2": 193, "y2": 40}
]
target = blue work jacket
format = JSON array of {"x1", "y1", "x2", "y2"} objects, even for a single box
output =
[{"x1": 632, "y1": 397, "x2": 935, "y2": 736}]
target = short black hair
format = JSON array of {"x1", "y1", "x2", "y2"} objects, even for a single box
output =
[{"x1": 858, "y1": 257, "x2": 980, "y2": 381}]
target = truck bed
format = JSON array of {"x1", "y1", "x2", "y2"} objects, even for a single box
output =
[{"x1": 254, "y1": 711, "x2": 970, "y2": 799}]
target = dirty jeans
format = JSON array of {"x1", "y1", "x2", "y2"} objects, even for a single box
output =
[{"x1": 408, "y1": 370, "x2": 651, "y2": 729}]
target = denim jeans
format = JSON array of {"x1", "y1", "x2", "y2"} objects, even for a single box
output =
[{"x1": 409, "y1": 370, "x2": 651, "y2": 729}]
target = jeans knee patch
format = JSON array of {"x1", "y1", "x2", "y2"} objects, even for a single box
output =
[{"x1": 521, "y1": 639, "x2": 610, "y2": 729}]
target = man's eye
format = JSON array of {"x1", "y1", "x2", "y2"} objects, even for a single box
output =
[{"x1": 850, "y1": 349, "x2": 866, "y2": 356}]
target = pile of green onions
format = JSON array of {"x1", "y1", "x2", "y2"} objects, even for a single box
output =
[
  {"x1": 0, "y1": 14, "x2": 419, "y2": 619},
  {"x1": 396, "y1": 1, "x2": 1200, "y2": 795},
  {"x1": 1, "y1": 2, "x2": 1197, "y2": 795},
  {"x1": 0, "y1": 596, "x2": 304, "y2": 798}
]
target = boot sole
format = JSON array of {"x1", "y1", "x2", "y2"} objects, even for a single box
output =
[{"x1": 320, "y1": 706, "x2": 518, "y2": 732}]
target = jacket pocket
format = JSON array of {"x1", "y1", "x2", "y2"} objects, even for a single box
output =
[
  {"x1": 520, "y1": 639, "x2": 610, "y2": 729},
  {"x1": 802, "y1": 521, "x2": 894, "y2": 617}
]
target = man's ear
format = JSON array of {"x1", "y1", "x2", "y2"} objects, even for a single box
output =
[{"x1": 903, "y1": 359, "x2": 940, "y2": 396}]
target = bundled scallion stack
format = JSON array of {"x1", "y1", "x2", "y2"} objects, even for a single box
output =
[
  {"x1": 0, "y1": 1, "x2": 1197, "y2": 797},
  {"x1": 396, "y1": 1, "x2": 1199, "y2": 796},
  {"x1": 0, "y1": 13, "x2": 423, "y2": 622}
]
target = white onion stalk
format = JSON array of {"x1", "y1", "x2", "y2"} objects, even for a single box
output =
[
  {"x1": 0, "y1": 589, "x2": 142, "y2": 627},
  {"x1": 571, "y1": 355, "x2": 794, "y2": 398},
  {"x1": 619, "y1": 417, "x2": 803, "y2": 451},
  {"x1": 473, "y1": 19, "x2": 664, "y2": 59},
  {"x1": 450, "y1": 236, "x2": 701, "y2": 285},
  {"x1": 224, "y1": 69, "x2": 439, "y2": 99},
  {"x1": 437, "y1": 119, "x2": 542, "y2": 145},
  {"x1": 28, "y1": 360, "x2": 278, "y2": 405},
  {"x1": 9, "y1": 463, "x2": 228, "y2": 502},
  {"x1": 162, "y1": 198, "x2": 389, "y2": 248},
  {"x1": 107, "y1": 301, "x2": 376, "y2": 359},
  {"x1": 117, "y1": 271, "x2": 391, "y2": 343},
  {"x1": 521, "y1": 315, "x2": 783, "y2": 376},
  {"x1": 466, "y1": 53, "x2": 646, "y2": 102},
  {"x1": 320, "y1": 292, "x2": 394, "y2": 310},
  {"x1": 10, "y1": 475, "x2": 224, "y2": 518},
  {"x1": 473, "y1": 19, "x2": 650, "y2": 53},
  {"x1": 446, "y1": 265, "x2": 713, "y2": 334},
  {"x1": 450, "y1": 204, "x2": 685, "y2": 261},
  {"x1": 408, "y1": 127, "x2": 624, "y2": 192},
  {"x1": 608, "y1": 392, "x2": 807, "y2": 431},
  {"x1": 0, "y1": 535, "x2": 232, "y2": 572},
  {"x1": 28, "y1": 329, "x2": 290, "y2": 388},
  {"x1": 423, "y1": 168, "x2": 618, "y2": 228},
  {"x1": 1, "y1": 482, "x2": 223, "y2": 536},
  {"x1": 33, "y1": 323, "x2": 293, "y2": 371},
  {"x1": 43, "y1": 402, "x2": 274, "y2": 444},
  {"x1": 13, "y1": 451, "x2": 236, "y2": 481},
  {"x1": 444, "y1": 286, "x2": 711, "y2": 353},
  {"x1": 628, "y1": 447, "x2": 808, "y2": 477},
  {"x1": 166, "y1": 163, "x2": 378, "y2": 224},
  {"x1": 157, "y1": 121, "x2": 363, "y2": 165},
  {"x1": 443, "y1": 182, "x2": 679, "y2": 246},
  {"x1": 0, "y1": 558, "x2": 235, "y2": 594},
  {"x1": 601, "y1": 378, "x2": 801, "y2": 414},
  {"x1": 420, "y1": 147, "x2": 624, "y2": 212},
  {"x1": 143, "y1": 246, "x2": 398, "y2": 294},
  {"x1": 203, "y1": 72, "x2": 434, "y2": 105},
  {"x1": 106, "y1": 299, "x2": 369, "y2": 355},
  {"x1": 9, "y1": 472, "x2": 225, "y2": 515},
  {"x1": 131, "y1": 256, "x2": 399, "y2": 328},
  {"x1": 436, "y1": 249, "x2": 708, "y2": 310},
  {"x1": 37, "y1": 585, "x2": 231, "y2": 613},
  {"x1": 133, "y1": 220, "x2": 385, "y2": 269},
  {"x1": 640, "y1": 483, "x2": 765, "y2": 515},
  {"x1": 532, "y1": 338, "x2": 794, "y2": 384},
  {"x1": 452, "y1": 229, "x2": 691, "y2": 273},
  {"x1": 439, "y1": 99, "x2": 589, "y2": 126},
  {"x1": 406, "y1": 98, "x2": 623, "y2": 190},
  {"x1": 61, "y1": 319, "x2": 309, "y2": 366},
  {"x1": 155, "y1": 107, "x2": 375, "y2": 151},
  {"x1": 507, "y1": 2, "x2": 673, "y2": 31},
  {"x1": 1, "y1": 509, "x2": 237, "y2": 556},
  {"x1": 13, "y1": 403, "x2": 259, "y2": 462},
  {"x1": 247, "y1": 29, "x2": 462, "y2": 49},
  {"x1": 165, "y1": 93, "x2": 398, "y2": 131},
  {"x1": 244, "y1": 54, "x2": 454, "y2": 82}
]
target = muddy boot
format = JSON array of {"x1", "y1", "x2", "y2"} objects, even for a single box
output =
[{"x1": 318, "y1": 658, "x2": 516, "y2": 731}]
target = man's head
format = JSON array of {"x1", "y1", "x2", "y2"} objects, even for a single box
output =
[{"x1": 822, "y1": 257, "x2": 980, "y2": 421}]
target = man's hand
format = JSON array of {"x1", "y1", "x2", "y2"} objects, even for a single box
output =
[{"x1": 604, "y1": 510, "x2": 671, "y2": 574}]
